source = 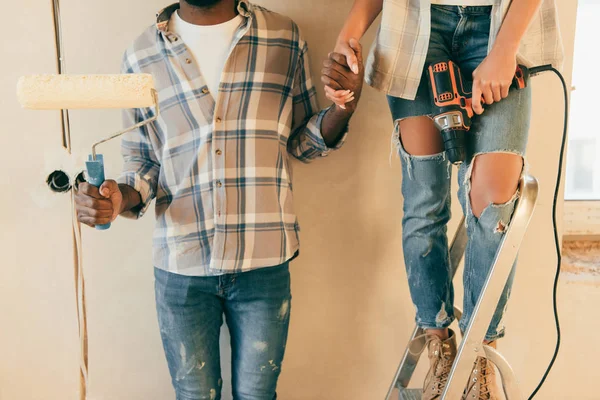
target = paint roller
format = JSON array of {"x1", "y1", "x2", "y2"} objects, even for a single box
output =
[{"x1": 17, "y1": 74, "x2": 159, "y2": 229}]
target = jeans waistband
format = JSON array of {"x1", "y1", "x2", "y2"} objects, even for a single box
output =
[{"x1": 432, "y1": 5, "x2": 493, "y2": 15}]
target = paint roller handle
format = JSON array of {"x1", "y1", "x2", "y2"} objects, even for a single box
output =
[
  {"x1": 74, "y1": 178, "x2": 124, "y2": 230},
  {"x1": 85, "y1": 154, "x2": 112, "y2": 230}
]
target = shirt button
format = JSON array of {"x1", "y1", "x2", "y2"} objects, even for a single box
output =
[
  {"x1": 185, "y1": 58, "x2": 192, "y2": 64},
  {"x1": 215, "y1": 117, "x2": 222, "y2": 123},
  {"x1": 216, "y1": 181, "x2": 223, "y2": 188},
  {"x1": 202, "y1": 88, "x2": 209, "y2": 94},
  {"x1": 215, "y1": 149, "x2": 222, "y2": 156}
]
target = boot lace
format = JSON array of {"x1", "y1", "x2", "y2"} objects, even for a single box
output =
[
  {"x1": 477, "y1": 358, "x2": 494, "y2": 399},
  {"x1": 410, "y1": 334, "x2": 454, "y2": 396}
]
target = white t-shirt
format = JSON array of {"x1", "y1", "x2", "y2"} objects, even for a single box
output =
[
  {"x1": 169, "y1": 11, "x2": 243, "y2": 96},
  {"x1": 431, "y1": 0, "x2": 495, "y2": 5}
]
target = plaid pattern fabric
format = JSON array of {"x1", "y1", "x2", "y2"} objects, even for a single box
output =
[
  {"x1": 118, "y1": 1, "x2": 344, "y2": 276},
  {"x1": 365, "y1": 0, "x2": 565, "y2": 99}
]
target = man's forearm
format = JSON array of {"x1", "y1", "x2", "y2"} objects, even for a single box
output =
[
  {"x1": 321, "y1": 106, "x2": 353, "y2": 147},
  {"x1": 118, "y1": 183, "x2": 142, "y2": 214}
]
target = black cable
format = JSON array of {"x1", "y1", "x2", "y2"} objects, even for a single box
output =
[{"x1": 526, "y1": 65, "x2": 569, "y2": 400}]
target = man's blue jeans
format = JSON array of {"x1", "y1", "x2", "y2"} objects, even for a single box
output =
[{"x1": 154, "y1": 262, "x2": 291, "y2": 400}]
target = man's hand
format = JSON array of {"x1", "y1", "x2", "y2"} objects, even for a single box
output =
[
  {"x1": 471, "y1": 48, "x2": 517, "y2": 115},
  {"x1": 321, "y1": 38, "x2": 364, "y2": 113},
  {"x1": 75, "y1": 180, "x2": 123, "y2": 227}
]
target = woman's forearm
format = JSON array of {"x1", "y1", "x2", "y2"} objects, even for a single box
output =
[
  {"x1": 492, "y1": 0, "x2": 542, "y2": 55},
  {"x1": 337, "y1": 0, "x2": 384, "y2": 43}
]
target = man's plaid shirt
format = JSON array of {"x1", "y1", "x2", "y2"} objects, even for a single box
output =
[{"x1": 118, "y1": 1, "x2": 345, "y2": 276}]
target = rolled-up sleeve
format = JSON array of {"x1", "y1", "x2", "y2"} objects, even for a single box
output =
[
  {"x1": 117, "y1": 107, "x2": 160, "y2": 219},
  {"x1": 116, "y1": 54, "x2": 160, "y2": 219},
  {"x1": 287, "y1": 43, "x2": 347, "y2": 163}
]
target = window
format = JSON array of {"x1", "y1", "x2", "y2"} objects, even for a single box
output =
[
  {"x1": 565, "y1": 0, "x2": 600, "y2": 201},
  {"x1": 564, "y1": 0, "x2": 600, "y2": 237}
]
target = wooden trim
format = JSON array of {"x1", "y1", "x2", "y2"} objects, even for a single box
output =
[{"x1": 564, "y1": 201, "x2": 600, "y2": 237}]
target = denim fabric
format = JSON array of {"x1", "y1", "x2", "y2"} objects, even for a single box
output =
[
  {"x1": 154, "y1": 263, "x2": 291, "y2": 400},
  {"x1": 388, "y1": 5, "x2": 498, "y2": 120},
  {"x1": 389, "y1": 6, "x2": 532, "y2": 341}
]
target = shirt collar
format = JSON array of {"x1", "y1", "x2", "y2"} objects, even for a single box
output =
[{"x1": 156, "y1": 1, "x2": 252, "y2": 32}]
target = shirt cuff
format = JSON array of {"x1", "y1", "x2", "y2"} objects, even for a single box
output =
[
  {"x1": 311, "y1": 106, "x2": 349, "y2": 157},
  {"x1": 117, "y1": 172, "x2": 155, "y2": 219}
]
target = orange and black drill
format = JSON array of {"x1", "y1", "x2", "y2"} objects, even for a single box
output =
[{"x1": 427, "y1": 60, "x2": 529, "y2": 165}]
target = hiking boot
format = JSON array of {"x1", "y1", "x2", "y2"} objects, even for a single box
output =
[
  {"x1": 463, "y1": 356, "x2": 504, "y2": 400},
  {"x1": 420, "y1": 331, "x2": 458, "y2": 400}
]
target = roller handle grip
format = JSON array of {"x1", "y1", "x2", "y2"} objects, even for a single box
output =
[{"x1": 85, "y1": 154, "x2": 111, "y2": 230}]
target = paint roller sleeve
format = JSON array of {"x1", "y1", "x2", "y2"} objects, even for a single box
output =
[{"x1": 16, "y1": 74, "x2": 156, "y2": 110}]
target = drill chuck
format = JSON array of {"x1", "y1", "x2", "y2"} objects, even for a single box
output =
[
  {"x1": 440, "y1": 129, "x2": 467, "y2": 165},
  {"x1": 432, "y1": 110, "x2": 468, "y2": 164}
]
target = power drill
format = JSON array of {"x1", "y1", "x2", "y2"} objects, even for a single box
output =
[{"x1": 427, "y1": 60, "x2": 529, "y2": 165}]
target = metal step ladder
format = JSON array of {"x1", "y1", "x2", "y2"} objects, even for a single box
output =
[{"x1": 385, "y1": 174, "x2": 539, "y2": 400}]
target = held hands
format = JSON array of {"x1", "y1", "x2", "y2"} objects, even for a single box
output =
[
  {"x1": 321, "y1": 38, "x2": 365, "y2": 113},
  {"x1": 471, "y1": 48, "x2": 518, "y2": 115},
  {"x1": 75, "y1": 180, "x2": 123, "y2": 228}
]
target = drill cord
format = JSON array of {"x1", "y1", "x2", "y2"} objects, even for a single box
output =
[{"x1": 527, "y1": 66, "x2": 568, "y2": 400}]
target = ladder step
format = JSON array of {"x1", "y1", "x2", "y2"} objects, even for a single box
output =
[{"x1": 398, "y1": 388, "x2": 422, "y2": 400}]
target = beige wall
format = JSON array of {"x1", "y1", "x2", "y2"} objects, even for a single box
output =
[{"x1": 0, "y1": 0, "x2": 585, "y2": 399}]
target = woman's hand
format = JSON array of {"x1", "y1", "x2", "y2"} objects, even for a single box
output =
[
  {"x1": 471, "y1": 48, "x2": 517, "y2": 115},
  {"x1": 335, "y1": 38, "x2": 361, "y2": 75},
  {"x1": 322, "y1": 38, "x2": 364, "y2": 110}
]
